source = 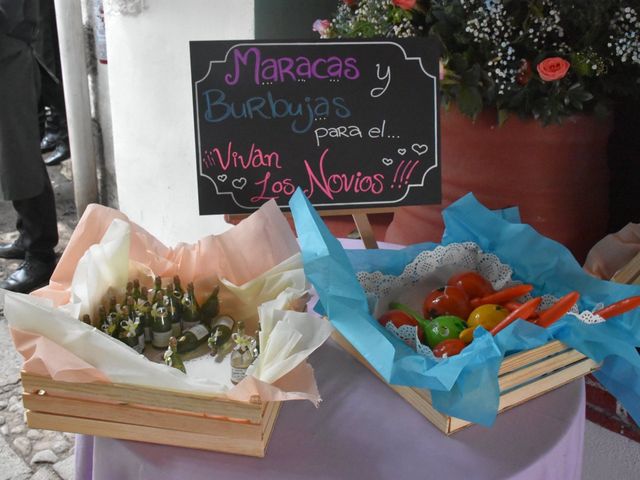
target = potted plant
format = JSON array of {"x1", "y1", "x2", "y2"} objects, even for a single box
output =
[{"x1": 315, "y1": 0, "x2": 640, "y2": 262}]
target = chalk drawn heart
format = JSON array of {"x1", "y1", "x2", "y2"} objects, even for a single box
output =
[
  {"x1": 411, "y1": 144, "x2": 429, "y2": 156},
  {"x1": 382, "y1": 158, "x2": 393, "y2": 166},
  {"x1": 217, "y1": 174, "x2": 228, "y2": 182},
  {"x1": 397, "y1": 148, "x2": 407, "y2": 155},
  {"x1": 232, "y1": 178, "x2": 247, "y2": 190}
]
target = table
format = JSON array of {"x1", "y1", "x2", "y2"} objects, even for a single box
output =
[
  {"x1": 75, "y1": 238, "x2": 585, "y2": 479},
  {"x1": 75, "y1": 338, "x2": 585, "y2": 480}
]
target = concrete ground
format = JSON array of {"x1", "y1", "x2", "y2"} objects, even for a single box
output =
[{"x1": 0, "y1": 159, "x2": 639, "y2": 479}]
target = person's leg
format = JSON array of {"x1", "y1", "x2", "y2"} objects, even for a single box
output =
[
  {"x1": 14, "y1": 165, "x2": 58, "y2": 263},
  {"x1": 40, "y1": 103, "x2": 63, "y2": 153},
  {"x1": 0, "y1": 168, "x2": 58, "y2": 292},
  {"x1": 38, "y1": 0, "x2": 69, "y2": 166},
  {"x1": 0, "y1": 29, "x2": 59, "y2": 292},
  {"x1": 42, "y1": 105, "x2": 70, "y2": 166}
]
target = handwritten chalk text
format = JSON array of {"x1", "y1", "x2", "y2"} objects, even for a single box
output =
[
  {"x1": 304, "y1": 149, "x2": 385, "y2": 200},
  {"x1": 202, "y1": 142, "x2": 281, "y2": 171},
  {"x1": 202, "y1": 89, "x2": 351, "y2": 134},
  {"x1": 314, "y1": 119, "x2": 390, "y2": 146},
  {"x1": 224, "y1": 47, "x2": 360, "y2": 86}
]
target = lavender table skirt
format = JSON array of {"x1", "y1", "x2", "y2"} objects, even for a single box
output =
[{"x1": 75, "y1": 338, "x2": 585, "y2": 480}]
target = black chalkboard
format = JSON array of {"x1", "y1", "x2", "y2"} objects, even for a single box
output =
[{"x1": 190, "y1": 38, "x2": 440, "y2": 215}]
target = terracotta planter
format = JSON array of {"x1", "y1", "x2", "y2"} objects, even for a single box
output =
[{"x1": 385, "y1": 108, "x2": 612, "y2": 263}]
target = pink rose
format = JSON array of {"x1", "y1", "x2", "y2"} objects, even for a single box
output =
[
  {"x1": 536, "y1": 57, "x2": 570, "y2": 82},
  {"x1": 312, "y1": 19, "x2": 331, "y2": 38},
  {"x1": 393, "y1": 0, "x2": 416, "y2": 9}
]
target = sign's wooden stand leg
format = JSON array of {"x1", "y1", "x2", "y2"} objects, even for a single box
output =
[{"x1": 352, "y1": 213, "x2": 378, "y2": 249}]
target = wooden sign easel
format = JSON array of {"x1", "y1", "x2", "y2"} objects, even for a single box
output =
[
  {"x1": 312, "y1": 206, "x2": 393, "y2": 250},
  {"x1": 351, "y1": 212, "x2": 379, "y2": 249}
]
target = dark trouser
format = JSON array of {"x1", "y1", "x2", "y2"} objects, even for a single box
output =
[
  {"x1": 12, "y1": 165, "x2": 58, "y2": 263},
  {"x1": 36, "y1": 0, "x2": 66, "y2": 137}
]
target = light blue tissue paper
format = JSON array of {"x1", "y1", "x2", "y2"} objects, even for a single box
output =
[
  {"x1": 442, "y1": 194, "x2": 640, "y2": 424},
  {"x1": 290, "y1": 189, "x2": 640, "y2": 427}
]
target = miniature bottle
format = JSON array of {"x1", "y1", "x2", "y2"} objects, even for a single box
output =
[
  {"x1": 107, "y1": 295, "x2": 118, "y2": 316},
  {"x1": 98, "y1": 306, "x2": 109, "y2": 332},
  {"x1": 101, "y1": 299, "x2": 120, "y2": 337},
  {"x1": 173, "y1": 275, "x2": 185, "y2": 299},
  {"x1": 187, "y1": 282, "x2": 199, "y2": 310},
  {"x1": 107, "y1": 294, "x2": 124, "y2": 337},
  {"x1": 151, "y1": 276, "x2": 163, "y2": 302},
  {"x1": 106, "y1": 312, "x2": 120, "y2": 337},
  {"x1": 132, "y1": 279, "x2": 142, "y2": 301},
  {"x1": 151, "y1": 290, "x2": 163, "y2": 314},
  {"x1": 254, "y1": 328, "x2": 261, "y2": 357},
  {"x1": 170, "y1": 277, "x2": 185, "y2": 323},
  {"x1": 180, "y1": 284, "x2": 199, "y2": 331},
  {"x1": 127, "y1": 296, "x2": 145, "y2": 351},
  {"x1": 163, "y1": 337, "x2": 186, "y2": 373},
  {"x1": 163, "y1": 289, "x2": 182, "y2": 338},
  {"x1": 151, "y1": 306, "x2": 173, "y2": 349},
  {"x1": 136, "y1": 288, "x2": 153, "y2": 343},
  {"x1": 207, "y1": 315, "x2": 235, "y2": 356},
  {"x1": 176, "y1": 321, "x2": 211, "y2": 353},
  {"x1": 230, "y1": 321, "x2": 257, "y2": 384},
  {"x1": 118, "y1": 304, "x2": 144, "y2": 354},
  {"x1": 198, "y1": 286, "x2": 220, "y2": 327}
]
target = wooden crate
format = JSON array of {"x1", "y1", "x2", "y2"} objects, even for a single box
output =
[
  {"x1": 21, "y1": 372, "x2": 281, "y2": 457},
  {"x1": 332, "y1": 331, "x2": 598, "y2": 434}
]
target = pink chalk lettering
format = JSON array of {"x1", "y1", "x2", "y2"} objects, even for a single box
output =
[
  {"x1": 303, "y1": 149, "x2": 385, "y2": 200},
  {"x1": 206, "y1": 142, "x2": 281, "y2": 172},
  {"x1": 251, "y1": 171, "x2": 296, "y2": 204}
]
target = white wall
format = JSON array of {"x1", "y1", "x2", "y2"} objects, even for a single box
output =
[{"x1": 104, "y1": 0, "x2": 253, "y2": 245}]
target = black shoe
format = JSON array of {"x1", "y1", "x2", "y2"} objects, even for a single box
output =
[
  {"x1": 0, "y1": 242, "x2": 26, "y2": 260},
  {"x1": 0, "y1": 259, "x2": 56, "y2": 293},
  {"x1": 44, "y1": 141, "x2": 70, "y2": 167},
  {"x1": 40, "y1": 130, "x2": 62, "y2": 153}
]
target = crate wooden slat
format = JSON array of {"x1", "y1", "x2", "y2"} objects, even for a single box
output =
[
  {"x1": 21, "y1": 372, "x2": 281, "y2": 457},
  {"x1": 21, "y1": 373, "x2": 264, "y2": 422},
  {"x1": 611, "y1": 251, "x2": 640, "y2": 284},
  {"x1": 332, "y1": 331, "x2": 598, "y2": 434}
]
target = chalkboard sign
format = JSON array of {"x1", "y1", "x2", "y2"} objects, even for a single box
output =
[{"x1": 190, "y1": 38, "x2": 440, "y2": 215}]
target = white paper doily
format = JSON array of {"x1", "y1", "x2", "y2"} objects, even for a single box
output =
[
  {"x1": 520, "y1": 293, "x2": 604, "y2": 324},
  {"x1": 363, "y1": 242, "x2": 602, "y2": 360},
  {"x1": 381, "y1": 322, "x2": 437, "y2": 361},
  {"x1": 358, "y1": 242, "x2": 513, "y2": 301}
]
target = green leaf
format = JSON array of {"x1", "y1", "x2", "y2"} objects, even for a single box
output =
[
  {"x1": 498, "y1": 109, "x2": 509, "y2": 127},
  {"x1": 456, "y1": 85, "x2": 483, "y2": 119},
  {"x1": 461, "y1": 64, "x2": 482, "y2": 87},
  {"x1": 448, "y1": 53, "x2": 468, "y2": 73}
]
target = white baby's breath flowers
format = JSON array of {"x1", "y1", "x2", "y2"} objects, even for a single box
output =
[
  {"x1": 462, "y1": 0, "x2": 519, "y2": 96},
  {"x1": 609, "y1": 6, "x2": 640, "y2": 65},
  {"x1": 328, "y1": 0, "x2": 418, "y2": 39}
]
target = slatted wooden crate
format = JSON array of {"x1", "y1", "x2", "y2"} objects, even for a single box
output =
[
  {"x1": 332, "y1": 331, "x2": 598, "y2": 434},
  {"x1": 21, "y1": 372, "x2": 281, "y2": 457}
]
